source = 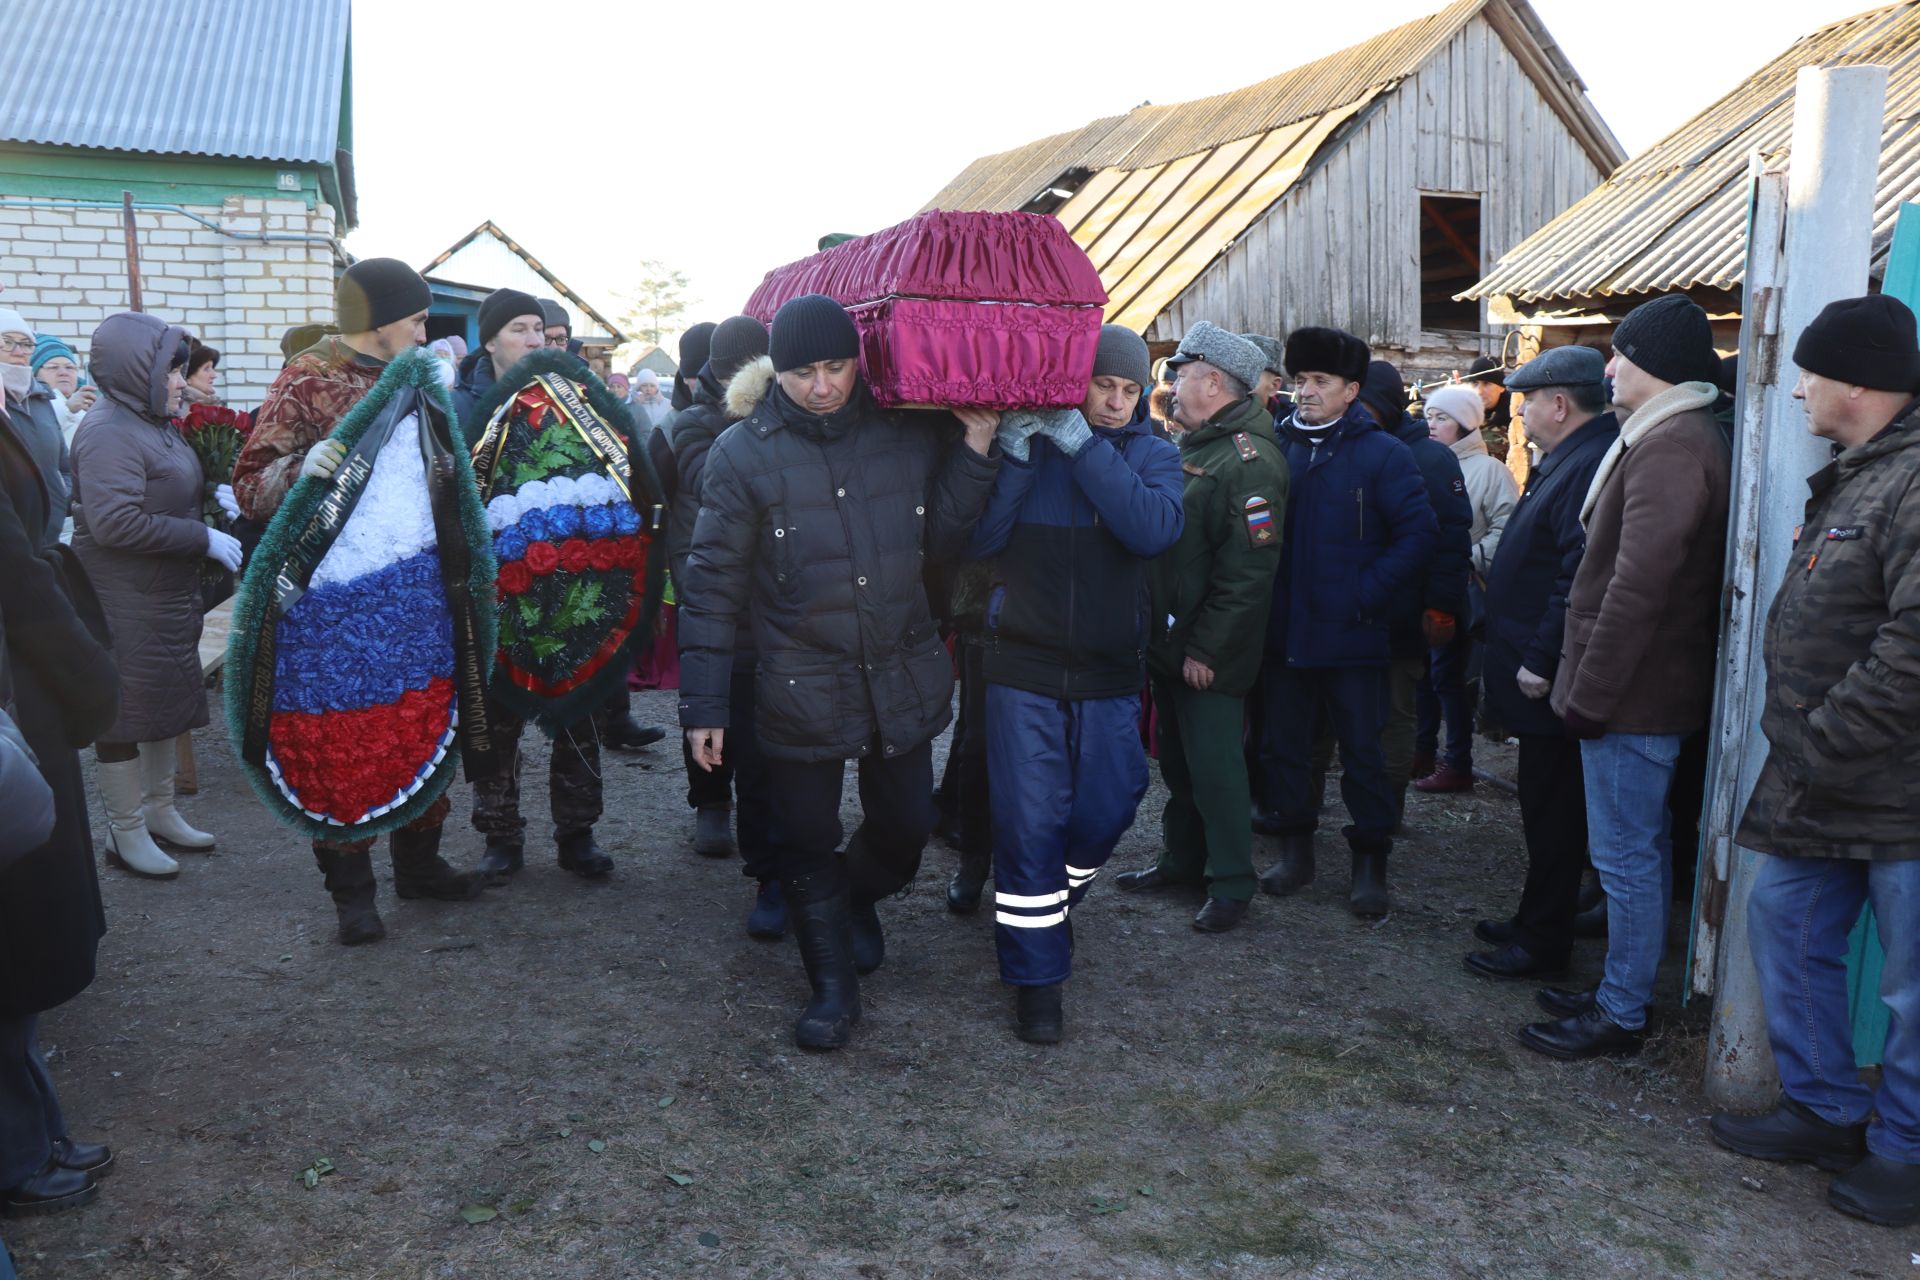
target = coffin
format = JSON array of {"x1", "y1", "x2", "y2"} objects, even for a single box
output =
[{"x1": 743, "y1": 211, "x2": 1109, "y2": 410}]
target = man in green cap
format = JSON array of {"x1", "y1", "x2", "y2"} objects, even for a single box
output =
[{"x1": 1114, "y1": 322, "x2": 1288, "y2": 933}]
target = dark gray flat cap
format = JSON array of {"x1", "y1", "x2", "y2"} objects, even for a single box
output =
[{"x1": 1506, "y1": 345, "x2": 1605, "y2": 391}]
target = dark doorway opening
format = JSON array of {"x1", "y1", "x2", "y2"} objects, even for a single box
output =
[{"x1": 1420, "y1": 195, "x2": 1482, "y2": 332}]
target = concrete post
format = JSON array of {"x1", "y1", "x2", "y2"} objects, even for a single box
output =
[{"x1": 1703, "y1": 65, "x2": 1888, "y2": 1109}]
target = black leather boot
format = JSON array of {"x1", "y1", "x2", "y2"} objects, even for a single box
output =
[
  {"x1": 1710, "y1": 1096, "x2": 1868, "y2": 1172},
  {"x1": 51, "y1": 1137, "x2": 112, "y2": 1179},
  {"x1": 785, "y1": 871, "x2": 862, "y2": 1049},
  {"x1": 313, "y1": 848, "x2": 384, "y2": 946},
  {"x1": 0, "y1": 1155, "x2": 97, "y2": 1217},
  {"x1": 693, "y1": 804, "x2": 736, "y2": 857},
  {"x1": 600, "y1": 690, "x2": 665, "y2": 753},
  {"x1": 946, "y1": 845, "x2": 990, "y2": 915},
  {"x1": 849, "y1": 897, "x2": 885, "y2": 975},
  {"x1": 1259, "y1": 834, "x2": 1315, "y2": 897},
  {"x1": 478, "y1": 835, "x2": 524, "y2": 883},
  {"x1": 1015, "y1": 983, "x2": 1064, "y2": 1044},
  {"x1": 1829, "y1": 1153, "x2": 1920, "y2": 1227},
  {"x1": 390, "y1": 824, "x2": 486, "y2": 901},
  {"x1": 557, "y1": 829, "x2": 613, "y2": 879}
]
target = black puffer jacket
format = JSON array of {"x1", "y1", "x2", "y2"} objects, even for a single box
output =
[
  {"x1": 678, "y1": 373, "x2": 998, "y2": 762},
  {"x1": 667, "y1": 370, "x2": 735, "y2": 590}
]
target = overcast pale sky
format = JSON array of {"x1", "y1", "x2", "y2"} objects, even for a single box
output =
[{"x1": 343, "y1": 0, "x2": 1875, "y2": 347}]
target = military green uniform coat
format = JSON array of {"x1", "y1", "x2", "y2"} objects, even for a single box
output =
[
  {"x1": 1147, "y1": 396, "x2": 1289, "y2": 697},
  {"x1": 1737, "y1": 400, "x2": 1920, "y2": 861}
]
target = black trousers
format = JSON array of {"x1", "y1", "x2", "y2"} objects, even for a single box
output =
[
  {"x1": 1512, "y1": 733, "x2": 1589, "y2": 962},
  {"x1": 768, "y1": 739, "x2": 935, "y2": 902},
  {"x1": 679, "y1": 664, "x2": 774, "y2": 880},
  {"x1": 933, "y1": 635, "x2": 990, "y2": 856},
  {"x1": 0, "y1": 1014, "x2": 65, "y2": 1188}
]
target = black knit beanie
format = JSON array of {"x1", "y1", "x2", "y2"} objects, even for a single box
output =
[
  {"x1": 538, "y1": 298, "x2": 571, "y2": 333},
  {"x1": 478, "y1": 289, "x2": 543, "y2": 347},
  {"x1": 678, "y1": 322, "x2": 716, "y2": 376},
  {"x1": 709, "y1": 315, "x2": 770, "y2": 384},
  {"x1": 1092, "y1": 325, "x2": 1151, "y2": 389},
  {"x1": 770, "y1": 294, "x2": 859, "y2": 373},
  {"x1": 336, "y1": 257, "x2": 431, "y2": 332},
  {"x1": 1793, "y1": 295, "x2": 1920, "y2": 393},
  {"x1": 1611, "y1": 294, "x2": 1720, "y2": 387}
]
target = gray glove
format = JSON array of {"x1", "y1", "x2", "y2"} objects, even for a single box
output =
[
  {"x1": 1034, "y1": 408, "x2": 1094, "y2": 457},
  {"x1": 994, "y1": 411, "x2": 1045, "y2": 463}
]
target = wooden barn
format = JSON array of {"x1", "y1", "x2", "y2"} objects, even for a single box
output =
[
  {"x1": 1466, "y1": 2, "x2": 1920, "y2": 353},
  {"x1": 921, "y1": 0, "x2": 1625, "y2": 377}
]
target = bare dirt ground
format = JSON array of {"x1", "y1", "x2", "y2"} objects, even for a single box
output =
[{"x1": 4, "y1": 691, "x2": 1913, "y2": 1278}]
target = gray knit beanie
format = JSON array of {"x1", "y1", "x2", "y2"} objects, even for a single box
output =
[{"x1": 1091, "y1": 325, "x2": 1151, "y2": 389}]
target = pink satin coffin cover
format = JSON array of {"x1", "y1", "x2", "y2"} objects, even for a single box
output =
[{"x1": 744, "y1": 211, "x2": 1109, "y2": 410}]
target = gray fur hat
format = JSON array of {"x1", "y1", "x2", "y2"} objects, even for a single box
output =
[
  {"x1": 1241, "y1": 333, "x2": 1285, "y2": 376},
  {"x1": 1166, "y1": 321, "x2": 1266, "y2": 394}
]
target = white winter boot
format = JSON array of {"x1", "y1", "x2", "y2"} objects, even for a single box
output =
[
  {"x1": 138, "y1": 738, "x2": 215, "y2": 851},
  {"x1": 99, "y1": 758, "x2": 179, "y2": 879}
]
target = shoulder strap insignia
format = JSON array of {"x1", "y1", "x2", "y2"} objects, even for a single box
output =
[
  {"x1": 1233, "y1": 431, "x2": 1259, "y2": 462},
  {"x1": 1182, "y1": 461, "x2": 1208, "y2": 477}
]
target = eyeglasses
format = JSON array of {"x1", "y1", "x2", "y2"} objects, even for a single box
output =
[
  {"x1": 0, "y1": 336, "x2": 33, "y2": 353},
  {"x1": 544, "y1": 336, "x2": 568, "y2": 347}
]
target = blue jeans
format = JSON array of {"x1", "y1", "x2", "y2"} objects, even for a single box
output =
[
  {"x1": 1581, "y1": 733, "x2": 1682, "y2": 1030},
  {"x1": 986, "y1": 686, "x2": 1148, "y2": 986},
  {"x1": 1749, "y1": 854, "x2": 1920, "y2": 1163}
]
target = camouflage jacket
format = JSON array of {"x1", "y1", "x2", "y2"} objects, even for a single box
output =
[
  {"x1": 1737, "y1": 399, "x2": 1920, "y2": 860},
  {"x1": 232, "y1": 337, "x2": 385, "y2": 522}
]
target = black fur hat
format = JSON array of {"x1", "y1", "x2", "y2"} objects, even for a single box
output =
[{"x1": 1284, "y1": 326, "x2": 1370, "y2": 384}]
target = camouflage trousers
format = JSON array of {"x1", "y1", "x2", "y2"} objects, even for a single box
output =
[{"x1": 470, "y1": 703, "x2": 603, "y2": 843}]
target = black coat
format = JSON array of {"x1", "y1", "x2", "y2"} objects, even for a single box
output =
[
  {"x1": 1388, "y1": 411, "x2": 1473, "y2": 660},
  {"x1": 1482, "y1": 413, "x2": 1618, "y2": 737},
  {"x1": 678, "y1": 379, "x2": 998, "y2": 762},
  {"x1": 667, "y1": 375, "x2": 732, "y2": 592},
  {"x1": 0, "y1": 405, "x2": 121, "y2": 1019}
]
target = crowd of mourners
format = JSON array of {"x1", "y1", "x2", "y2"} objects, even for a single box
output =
[{"x1": 0, "y1": 259, "x2": 1916, "y2": 1243}]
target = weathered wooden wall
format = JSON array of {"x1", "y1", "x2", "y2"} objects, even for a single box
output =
[{"x1": 1150, "y1": 13, "x2": 1609, "y2": 377}]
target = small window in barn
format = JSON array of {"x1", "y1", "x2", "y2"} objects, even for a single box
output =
[
  {"x1": 1419, "y1": 194, "x2": 1482, "y2": 333},
  {"x1": 1023, "y1": 168, "x2": 1092, "y2": 217}
]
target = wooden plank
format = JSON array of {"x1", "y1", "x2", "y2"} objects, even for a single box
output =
[{"x1": 199, "y1": 597, "x2": 233, "y2": 677}]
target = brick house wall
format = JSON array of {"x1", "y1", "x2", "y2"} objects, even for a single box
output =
[{"x1": 0, "y1": 194, "x2": 337, "y2": 408}]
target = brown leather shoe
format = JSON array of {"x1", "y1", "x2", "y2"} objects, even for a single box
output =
[{"x1": 1413, "y1": 762, "x2": 1474, "y2": 793}]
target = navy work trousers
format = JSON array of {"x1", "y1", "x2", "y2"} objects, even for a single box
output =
[{"x1": 986, "y1": 685, "x2": 1148, "y2": 986}]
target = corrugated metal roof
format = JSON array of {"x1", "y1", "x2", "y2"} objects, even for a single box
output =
[
  {"x1": 1469, "y1": 2, "x2": 1920, "y2": 306},
  {"x1": 921, "y1": 0, "x2": 1621, "y2": 332},
  {"x1": 0, "y1": 0, "x2": 350, "y2": 164},
  {"x1": 922, "y1": 0, "x2": 1484, "y2": 215}
]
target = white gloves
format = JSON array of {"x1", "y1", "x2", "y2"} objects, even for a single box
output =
[
  {"x1": 302, "y1": 439, "x2": 347, "y2": 481},
  {"x1": 205, "y1": 527, "x2": 243, "y2": 571},
  {"x1": 214, "y1": 483, "x2": 240, "y2": 521}
]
